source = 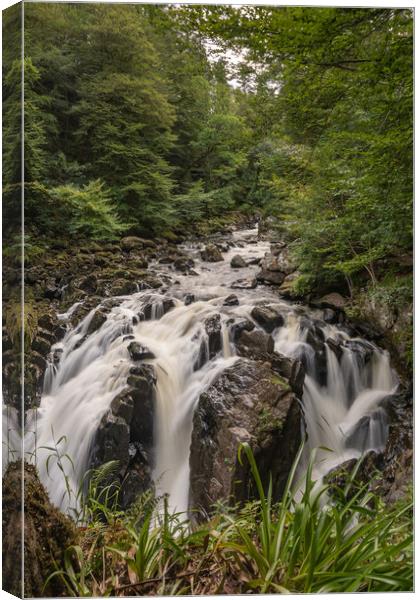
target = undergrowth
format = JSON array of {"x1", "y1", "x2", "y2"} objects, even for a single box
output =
[{"x1": 45, "y1": 443, "x2": 413, "y2": 596}]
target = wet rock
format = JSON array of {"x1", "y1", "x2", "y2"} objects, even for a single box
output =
[
  {"x1": 344, "y1": 339, "x2": 374, "y2": 366},
  {"x1": 189, "y1": 359, "x2": 302, "y2": 517},
  {"x1": 184, "y1": 293, "x2": 195, "y2": 305},
  {"x1": 110, "y1": 388, "x2": 134, "y2": 422},
  {"x1": 223, "y1": 294, "x2": 239, "y2": 306},
  {"x1": 251, "y1": 305, "x2": 284, "y2": 333},
  {"x1": 174, "y1": 257, "x2": 195, "y2": 271},
  {"x1": 109, "y1": 279, "x2": 138, "y2": 296},
  {"x1": 230, "y1": 254, "x2": 247, "y2": 268},
  {"x1": 86, "y1": 309, "x2": 107, "y2": 336},
  {"x1": 141, "y1": 298, "x2": 175, "y2": 320},
  {"x1": 278, "y1": 272, "x2": 302, "y2": 299},
  {"x1": 231, "y1": 277, "x2": 257, "y2": 290},
  {"x1": 128, "y1": 341, "x2": 155, "y2": 361},
  {"x1": 205, "y1": 314, "x2": 222, "y2": 359},
  {"x1": 326, "y1": 337, "x2": 343, "y2": 361},
  {"x1": 323, "y1": 308, "x2": 337, "y2": 324},
  {"x1": 91, "y1": 412, "x2": 131, "y2": 475},
  {"x1": 127, "y1": 365, "x2": 156, "y2": 451},
  {"x1": 256, "y1": 268, "x2": 286, "y2": 286},
  {"x1": 236, "y1": 329, "x2": 274, "y2": 354},
  {"x1": 120, "y1": 447, "x2": 153, "y2": 509},
  {"x1": 200, "y1": 244, "x2": 224, "y2": 262}
]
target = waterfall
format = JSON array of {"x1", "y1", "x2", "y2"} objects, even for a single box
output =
[
  {"x1": 19, "y1": 228, "x2": 398, "y2": 517},
  {"x1": 273, "y1": 312, "x2": 398, "y2": 481}
]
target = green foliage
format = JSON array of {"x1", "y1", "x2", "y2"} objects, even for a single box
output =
[
  {"x1": 46, "y1": 180, "x2": 128, "y2": 240},
  {"x1": 45, "y1": 444, "x2": 413, "y2": 596}
]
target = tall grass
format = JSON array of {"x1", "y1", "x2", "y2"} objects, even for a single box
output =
[{"x1": 45, "y1": 443, "x2": 413, "y2": 596}]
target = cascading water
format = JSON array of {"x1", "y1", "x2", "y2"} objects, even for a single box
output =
[{"x1": 22, "y1": 227, "x2": 398, "y2": 516}]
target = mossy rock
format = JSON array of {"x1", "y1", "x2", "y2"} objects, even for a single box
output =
[{"x1": 2, "y1": 462, "x2": 77, "y2": 598}]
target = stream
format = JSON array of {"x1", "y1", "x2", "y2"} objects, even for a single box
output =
[{"x1": 23, "y1": 227, "x2": 398, "y2": 515}]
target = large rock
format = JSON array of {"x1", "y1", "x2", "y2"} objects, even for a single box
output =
[
  {"x1": 231, "y1": 277, "x2": 257, "y2": 290},
  {"x1": 236, "y1": 328, "x2": 275, "y2": 354},
  {"x1": 200, "y1": 244, "x2": 224, "y2": 262},
  {"x1": 312, "y1": 292, "x2": 346, "y2": 311},
  {"x1": 128, "y1": 341, "x2": 155, "y2": 361},
  {"x1": 2, "y1": 463, "x2": 76, "y2": 598},
  {"x1": 90, "y1": 365, "x2": 157, "y2": 508},
  {"x1": 189, "y1": 359, "x2": 302, "y2": 517},
  {"x1": 251, "y1": 305, "x2": 284, "y2": 333},
  {"x1": 230, "y1": 254, "x2": 247, "y2": 269},
  {"x1": 205, "y1": 314, "x2": 222, "y2": 359},
  {"x1": 256, "y1": 268, "x2": 286, "y2": 286}
]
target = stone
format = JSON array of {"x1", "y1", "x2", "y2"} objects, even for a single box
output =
[
  {"x1": 251, "y1": 305, "x2": 284, "y2": 333},
  {"x1": 229, "y1": 318, "x2": 255, "y2": 342},
  {"x1": 237, "y1": 329, "x2": 275, "y2": 354},
  {"x1": 200, "y1": 244, "x2": 224, "y2": 262},
  {"x1": 173, "y1": 257, "x2": 195, "y2": 271},
  {"x1": 184, "y1": 293, "x2": 195, "y2": 306},
  {"x1": 256, "y1": 269, "x2": 286, "y2": 286},
  {"x1": 121, "y1": 236, "x2": 150, "y2": 251},
  {"x1": 109, "y1": 279, "x2": 138, "y2": 296},
  {"x1": 127, "y1": 341, "x2": 155, "y2": 361},
  {"x1": 230, "y1": 254, "x2": 247, "y2": 268},
  {"x1": 205, "y1": 314, "x2": 222, "y2": 359},
  {"x1": 189, "y1": 359, "x2": 302, "y2": 517},
  {"x1": 223, "y1": 294, "x2": 239, "y2": 306},
  {"x1": 312, "y1": 292, "x2": 347, "y2": 310},
  {"x1": 231, "y1": 277, "x2": 257, "y2": 290},
  {"x1": 323, "y1": 308, "x2": 337, "y2": 324}
]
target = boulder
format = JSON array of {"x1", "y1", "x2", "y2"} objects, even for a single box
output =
[
  {"x1": 223, "y1": 294, "x2": 239, "y2": 306},
  {"x1": 231, "y1": 277, "x2": 257, "y2": 290},
  {"x1": 278, "y1": 272, "x2": 301, "y2": 299},
  {"x1": 200, "y1": 244, "x2": 224, "y2": 262},
  {"x1": 236, "y1": 329, "x2": 274, "y2": 354},
  {"x1": 230, "y1": 255, "x2": 247, "y2": 269},
  {"x1": 256, "y1": 269, "x2": 286, "y2": 286},
  {"x1": 128, "y1": 341, "x2": 155, "y2": 361},
  {"x1": 205, "y1": 314, "x2": 222, "y2": 359},
  {"x1": 228, "y1": 318, "x2": 255, "y2": 342},
  {"x1": 312, "y1": 292, "x2": 346, "y2": 311},
  {"x1": 251, "y1": 305, "x2": 284, "y2": 333},
  {"x1": 184, "y1": 293, "x2": 195, "y2": 306},
  {"x1": 189, "y1": 359, "x2": 302, "y2": 517},
  {"x1": 2, "y1": 463, "x2": 76, "y2": 598}
]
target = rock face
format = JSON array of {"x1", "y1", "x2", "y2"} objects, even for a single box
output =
[
  {"x1": 230, "y1": 254, "x2": 247, "y2": 268},
  {"x1": 200, "y1": 244, "x2": 224, "y2": 262},
  {"x1": 89, "y1": 364, "x2": 157, "y2": 508},
  {"x1": 2, "y1": 463, "x2": 76, "y2": 598},
  {"x1": 189, "y1": 359, "x2": 302, "y2": 518}
]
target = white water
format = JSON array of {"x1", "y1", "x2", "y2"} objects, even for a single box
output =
[{"x1": 17, "y1": 227, "x2": 397, "y2": 515}]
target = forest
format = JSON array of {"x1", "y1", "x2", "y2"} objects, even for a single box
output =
[{"x1": 2, "y1": 3, "x2": 413, "y2": 597}]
